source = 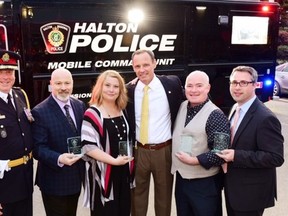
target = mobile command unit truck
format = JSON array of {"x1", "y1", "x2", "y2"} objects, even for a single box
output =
[{"x1": 0, "y1": 0, "x2": 280, "y2": 113}]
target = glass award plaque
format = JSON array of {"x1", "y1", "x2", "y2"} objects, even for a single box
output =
[
  {"x1": 119, "y1": 141, "x2": 133, "y2": 157},
  {"x1": 211, "y1": 132, "x2": 230, "y2": 153},
  {"x1": 67, "y1": 136, "x2": 82, "y2": 156},
  {"x1": 178, "y1": 135, "x2": 195, "y2": 156}
]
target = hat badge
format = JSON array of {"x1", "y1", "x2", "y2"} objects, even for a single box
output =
[{"x1": 1, "y1": 53, "x2": 10, "y2": 62}]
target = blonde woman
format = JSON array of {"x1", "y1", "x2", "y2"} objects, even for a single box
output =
[{"x1": 81, "y1": 70, "x2": 134, "y2": 216}]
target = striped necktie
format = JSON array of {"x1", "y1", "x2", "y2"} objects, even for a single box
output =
[{"x1": 64, "y1": 105, "x2": 77, "y2": 133}]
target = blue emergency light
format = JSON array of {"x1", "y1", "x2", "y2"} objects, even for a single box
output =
[{"x1": 264, "y1": 79, "x2": 273, "y2": 87}]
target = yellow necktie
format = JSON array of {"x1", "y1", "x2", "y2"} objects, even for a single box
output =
[{"x1": 140, "y1": 85, "x2": 149, "y2": 144}]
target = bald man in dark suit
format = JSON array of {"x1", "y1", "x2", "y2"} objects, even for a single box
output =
[{"x1": 32, "y1": 68, "x2": 86, "y2": 216}]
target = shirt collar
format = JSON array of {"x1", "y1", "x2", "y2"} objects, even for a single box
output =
[
  {"x1": 137, "y1": 74, "x2": 160, "y2": 91},
  {"x1": 0, "y1": 90, "x2": 13, "y2": 101},
  {"x1": 187, "y1": 98, "x2": 209, "y2": 113},
  {"x1": 52, "y1": 94, "x2": 72, "y2": 109},
  {"x1": 237, "y1": 95, "x2": 256, "y2": 114}
]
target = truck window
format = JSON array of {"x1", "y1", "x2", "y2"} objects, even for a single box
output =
[{"x1": 2, "y1": 0, "x2": 280, "y2": 114}]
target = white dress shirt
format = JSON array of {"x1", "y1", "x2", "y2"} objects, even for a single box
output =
[{"x1": 135, "y1": 75, "x2": 171, "y2": 143}]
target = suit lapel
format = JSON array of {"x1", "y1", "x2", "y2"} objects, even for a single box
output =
[
  {"x1": 158, "y1": 76, "x2": 172, "y2": 106},
  {"x1": 127, "y1": 83, "x2": 136, "y2": 130},
  {"x1": 70, "y1": 99, "x2": 82, "y2": 132},
  {"x1": 12, "y1": 90, "x2": 24, "y2": 116},
  {"x1": 232, "y1": 99, "x2": 258, "y2": 146},
  {"x1": 0, "y1": 97, "x2": 10, "y2": 114},
  {"x1": 228, "y1": 104, "x2": 237, "y2": 120},
  {"x1": 48, "y1": 96, "x2": 73, "y2": 132}
]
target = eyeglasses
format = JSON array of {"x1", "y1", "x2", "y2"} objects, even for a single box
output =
[{"x1": 229, "y1": 80, "x2": 255, "y2": 87}]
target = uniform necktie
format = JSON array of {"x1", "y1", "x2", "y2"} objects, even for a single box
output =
[
  {"x1": 64, "y1": 105, "x2": 77, "y2": 133},
  {"x1": 230, "y1": 106, "x2": 240, "y2": 143},
  {"x1": 7, "y1": 94, "x2": 15, "y2": 110},
  {"x1": 139, "y1": 85, "x2": 149, "y2": 144}
]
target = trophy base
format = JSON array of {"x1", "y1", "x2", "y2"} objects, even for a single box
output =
[{"x1": 211, "y1": 149, "x2": 223, "y2": 154}]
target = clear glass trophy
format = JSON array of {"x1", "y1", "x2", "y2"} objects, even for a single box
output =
[
  {"x1": 67, "y1": 136, "x2": 82, "y2": 156},
  {"x1": 119, "y1": 141, "x2": 133, "y2": 157},
  {"x1": 178, "y1": 135, "x2": 195, "y2": 156},
  {"x1": 211, "y1": 132, "x2": 230, "y2": 153}
]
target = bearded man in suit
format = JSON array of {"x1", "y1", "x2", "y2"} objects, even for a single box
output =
[{"x1": 32, "y1": 68, "x2": 86, "y2": 216}]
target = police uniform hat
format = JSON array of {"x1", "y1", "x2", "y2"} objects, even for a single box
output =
[{"x1": 0, "y1": 50, "x2": 20, "y2": 70}]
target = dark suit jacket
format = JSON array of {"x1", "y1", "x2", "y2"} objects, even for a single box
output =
[
  {"x1": 126, "y1": 75, "x2": 183, "y2": 143},
  {"x1": 32, "y1": 95, "x2": 86, "y2": 196},
  {"x1": 0, "y1": 88, "x2": 33, "y2": 203},
  {"x1": 226, "y1": 98, "x2": 284, "y2": 211}
]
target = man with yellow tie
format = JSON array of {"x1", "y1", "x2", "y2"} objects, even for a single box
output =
[{"x1": 126, "y1": 49, "x2": 183, "y2": 216}]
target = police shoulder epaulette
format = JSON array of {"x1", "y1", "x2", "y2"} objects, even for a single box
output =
[
  {"x1": 20, "y1": 89, "x2": 30, "y2": 110},
  {"x1": 14, "y1": 88, "x2": 31, "y2": 110}
]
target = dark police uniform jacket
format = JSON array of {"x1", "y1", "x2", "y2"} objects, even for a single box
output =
[{"x1": 0, "y1": 87, "x2": 33, "y2": 203}]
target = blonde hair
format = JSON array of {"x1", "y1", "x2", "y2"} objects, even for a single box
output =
[{"x1": 89, "y1": 70, "x2": 128, "y2": 110}]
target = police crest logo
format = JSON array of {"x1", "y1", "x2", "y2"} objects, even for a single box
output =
[
  {"x1": 40, "y1": 22, "x2": 71, "y2": 54},
  {"x1": 48, "y1": 26, "x2": 65, "y2": 47},
  {"x1": 0, "y1": 50, "x2": 19, "y2": 70},
  {"x1": 1, "y1": 53, "x2": 10, "y2": 62}
]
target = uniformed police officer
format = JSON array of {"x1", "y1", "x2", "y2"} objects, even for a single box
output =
[{"x1": 0, "y1": 50, "x2": 34, "y2": 216}]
